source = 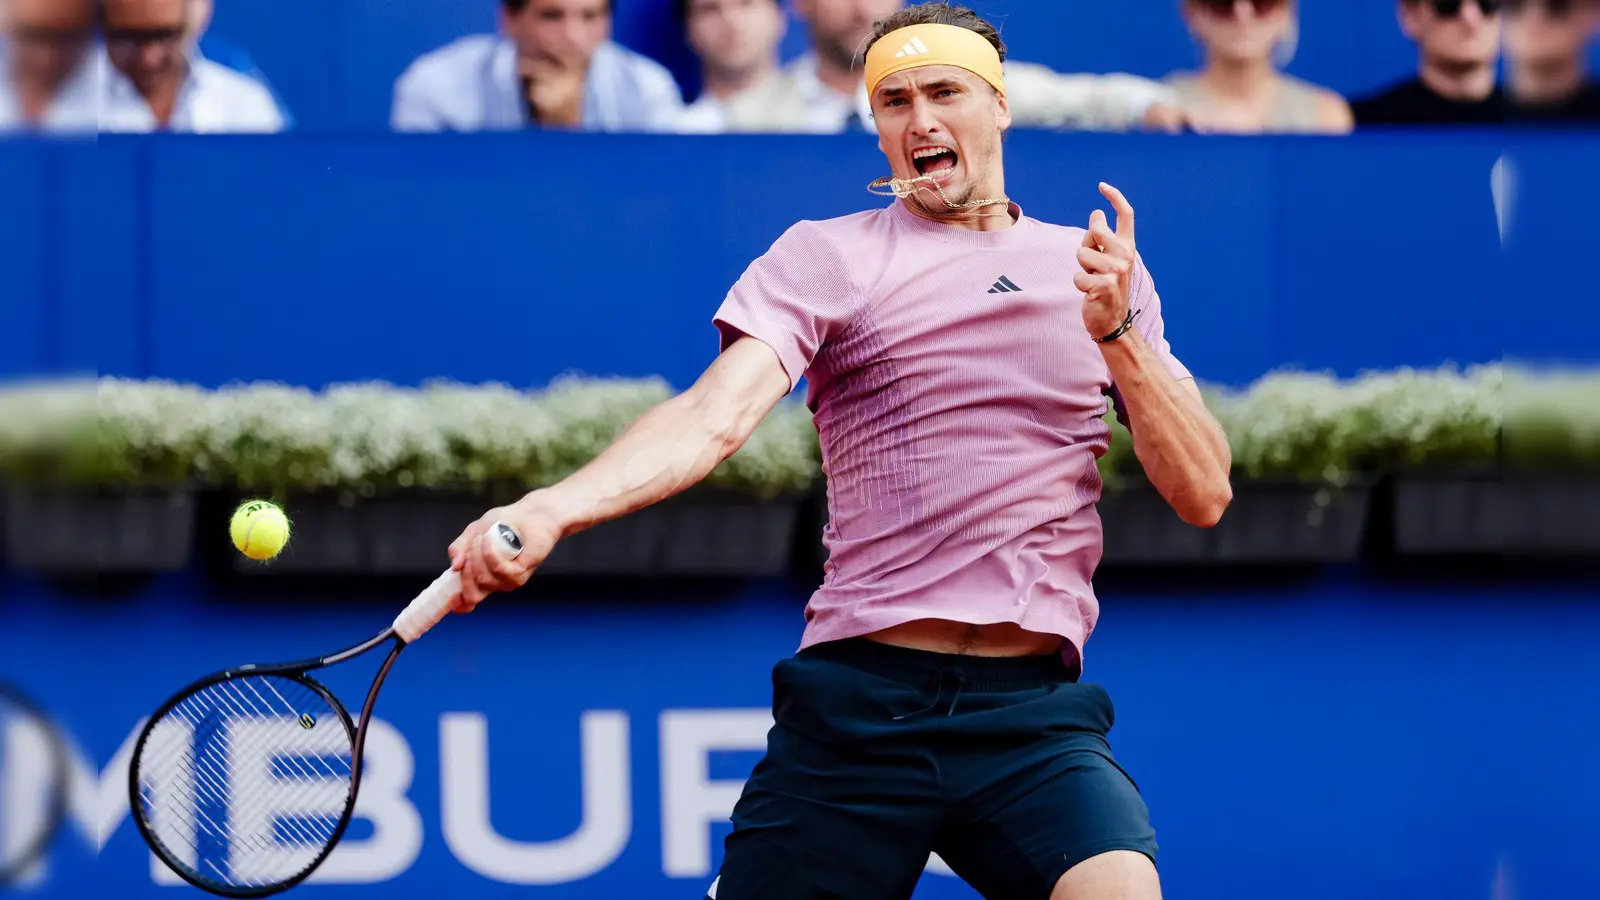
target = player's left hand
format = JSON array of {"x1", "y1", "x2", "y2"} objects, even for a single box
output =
[
  {"x1": 447, "y1": 492, "x2": 564, "y2": 613},
  {"x1": 1075, "y1": 182, "x2": 1137, "y2": 341}
]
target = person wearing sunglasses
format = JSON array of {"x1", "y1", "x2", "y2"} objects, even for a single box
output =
[
  {"x1": 98, "y1": 0, "x2": 286, "y2": 133},
  {"x1": 1351, "y1": 0, "x2": 1503, "y2": 125},
  {"x1": 1162, "y1": 0, "x2": 1353, "y2": 134},
  {"x1": 0, "y1": 0, "x2": 98, "y2": 132},
  {"x1": 1504, "y1": 0, "x2": 1600, "y2": 123}
]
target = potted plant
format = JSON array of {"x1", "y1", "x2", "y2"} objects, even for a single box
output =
[
  {"x1": 1099, "y1": 373, "x2": 1377, "y2": 565},
  {"x1": 197, "y1": 376, "x2": 820, "y2": 577},
  {"x1": 0, "y1": 378, "x2": 202, "y2": 574},
  {"x1": 1393, "y1": 366, "x2": 1596, "y2": 555}
]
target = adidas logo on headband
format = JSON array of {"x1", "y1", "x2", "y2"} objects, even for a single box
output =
[{"x1": 894, "y1": 37, "x2": 931, "y2": 58}]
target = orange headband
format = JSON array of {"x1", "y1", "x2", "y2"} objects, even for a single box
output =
[{"x1": 863, "y1": 23, "x2": 1006, "y2": 99}]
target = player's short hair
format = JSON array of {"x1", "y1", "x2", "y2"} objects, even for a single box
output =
[{"x1": 863, "y1": 2, "x2": 1007, "y2": 67}]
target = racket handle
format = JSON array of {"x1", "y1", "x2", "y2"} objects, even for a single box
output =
[{"x1": 392, "y1": 521, "x2": 524, "y2": 643}]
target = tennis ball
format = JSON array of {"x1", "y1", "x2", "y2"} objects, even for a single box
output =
[{"x1": 230, "y1": 500, "x2": 291, "y2": 561}]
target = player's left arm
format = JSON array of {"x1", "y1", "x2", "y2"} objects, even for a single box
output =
[{"x1": 1077, "y1": 183, "x2": 1233, "y2": 528}]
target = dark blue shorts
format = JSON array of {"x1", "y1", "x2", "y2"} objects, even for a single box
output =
[{"x1": 705, "y1": 637, "x2": 1157, "y2": 900}]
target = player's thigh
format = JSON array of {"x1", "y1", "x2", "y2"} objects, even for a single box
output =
[
  {"x1": 1050, "y1": 850, "x2": 1161, "y2": 900},
  {"x1": 934, "y1": 739, "x2": 1158, "y2": 900},
  {"x1": 706, "y1": 720, "x2": 940, "y2": 900},
  {"x1": 707, "y1": 653, "x2": 944, "y2": 900}
]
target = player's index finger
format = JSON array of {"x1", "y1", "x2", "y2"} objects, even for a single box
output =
[{"x1": 1098, "y1": 182, "x2": 1135, "y2": 243}]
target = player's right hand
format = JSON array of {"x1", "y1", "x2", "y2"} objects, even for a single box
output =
[{"x1": 447, "y1": 492, "x2": 564, "y2": 613}]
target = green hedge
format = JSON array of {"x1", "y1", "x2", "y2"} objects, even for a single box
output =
[{"x1": 0, "y1": 365, "x2": 1592, "y2": 495}]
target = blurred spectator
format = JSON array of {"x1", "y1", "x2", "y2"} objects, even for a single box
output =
[
  {"x1": 672, "y1": 0, "x2": 785, "y2": 133},
  {"x1": 99, "y1": 0, "x2": 286, "y2": 132},
  {"x1": 0, "y1": 0, "x2": 97, "y2": 132},
  {"x1": 392, "y1": 0, "x2": 684, "y2": 132},
  {"x1": 1504, "y1": 0, "x2": 1600, "y2": 123},
  {"x1": 1164, "y1": 0, "x2": 1353, "y2": 134},
  {"x1": 720, "y1": 0, "x2": 1178, "y2": 133},
  {"x1": 1352, "y1": 0, "x2": 1502, "y2": 124}
]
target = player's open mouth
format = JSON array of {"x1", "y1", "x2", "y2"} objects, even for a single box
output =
[{"x1": 912, "y1": 147, "x2": 959, "y2": 179}]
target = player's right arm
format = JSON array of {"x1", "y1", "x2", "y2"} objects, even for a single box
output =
[
  {"x1": 448, "y1": 338, "x2": 790, "y2": 609},
  {"x1": 449, "y1": 220, "x2": 855, "y2": 610},
  {"x1": 533, "y1": 337, "x2": 791, "y2": 536}
]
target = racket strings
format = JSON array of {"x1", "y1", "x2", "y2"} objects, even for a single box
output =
[{"x1": 134, "y1": 674, "x2": 355, "y2": 890}]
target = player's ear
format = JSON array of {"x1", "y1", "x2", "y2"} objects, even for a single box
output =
[{"x1": 995, "y1": 90, "x2": 1012, "y2": 133}]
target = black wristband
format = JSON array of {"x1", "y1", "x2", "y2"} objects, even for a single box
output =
[{"x1": 1093, "y1": 308, "x2": 1142, "y2": 344}]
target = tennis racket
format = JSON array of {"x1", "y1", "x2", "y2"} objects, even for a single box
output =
[
  {"x1": 0, "y1": 680, "x2": 68, "y2": 889},
  {"x1": 126, "y1": 520, "x2": 524, "y2": 898}
]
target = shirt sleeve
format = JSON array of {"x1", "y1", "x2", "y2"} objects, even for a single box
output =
[{"x1": 713, "y1": 221, "x2": 859, "y2": 391}]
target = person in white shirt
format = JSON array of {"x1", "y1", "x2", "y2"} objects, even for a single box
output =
[
  {"x1": 721, "y1": 0, "x2": 1185, "y2": 134},
  {"x1": 673, "y1": 0, "x2": 786, "y2": 133},
  {"x1": 392, "y1": 0, "x2": 684, "y2": 132},
  {"x1": 0, "y1": 0, "x2": 99, "y2": 132},
  {"x1": 98, "y1": 0, "x2": 285, "y2": 133}
]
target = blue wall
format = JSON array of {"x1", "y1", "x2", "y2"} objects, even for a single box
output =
[
  {"x1": 4, "y1": 572, "x2": 1598, "y2": 900},
  {"x1": 9, "y1": 130, "x2": 1592, "y2": 392},
  {"x1": 203, "y1": 0, "x2": 1438, "y2": 132}
]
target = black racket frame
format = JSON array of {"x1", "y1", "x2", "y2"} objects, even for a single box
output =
[{"x1": 126, "y1": 627, "x2": 409, "y2": 898}]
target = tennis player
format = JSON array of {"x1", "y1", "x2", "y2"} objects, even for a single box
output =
[{"x1": 449, "y1": 3, "x2": 1233, "y2": 898}]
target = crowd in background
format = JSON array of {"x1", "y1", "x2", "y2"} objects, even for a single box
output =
[{"x1": 2, "y1": 0, "x2": 1598, "y2": 134}]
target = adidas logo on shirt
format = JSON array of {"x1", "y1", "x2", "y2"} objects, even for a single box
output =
[
  {"x1": 894, "y1": 37, "x2": 931, "y2": 58},
  {"x1": 988, "y1": 276, "x2": 1022, "y2": 294}
]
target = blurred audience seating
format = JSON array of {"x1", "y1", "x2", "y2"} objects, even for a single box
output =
[{"x1": 3, "y1": 0, "x2": 1596, "y2": 135}]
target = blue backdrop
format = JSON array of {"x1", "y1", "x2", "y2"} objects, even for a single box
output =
[
  {"x1": 7, "y1": 129, "x2": 1592, "y2": 390},
  {"x1": 2, "y1": 125, "x2": 1598, "y2": 900},
  {"x1": 4, "y1": 572, "x2": 1598, "y2": 900}
]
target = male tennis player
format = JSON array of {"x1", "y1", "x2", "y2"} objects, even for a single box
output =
[{"x1": 449, "y1": 3, "x2": 1232, "y2": 898}]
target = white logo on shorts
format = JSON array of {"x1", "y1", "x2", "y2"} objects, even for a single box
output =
[
  {"x1": 707, "y1": 874, "x2": 720, "y2": 898},
  {"x1": 895, "y1": 38, "x2": 931, "y2": 58}
]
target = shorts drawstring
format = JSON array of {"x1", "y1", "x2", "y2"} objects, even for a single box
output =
[
  {"x1": 891, "y1": 668, "x2": 971, "y2": 721},
  {"x1": 947, "y1": 669, "x2": 969, "y2": 717}
]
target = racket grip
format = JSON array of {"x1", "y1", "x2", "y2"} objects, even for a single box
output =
[{"x1": 393, "y1": 521, "x2": 524, "y2": 643}]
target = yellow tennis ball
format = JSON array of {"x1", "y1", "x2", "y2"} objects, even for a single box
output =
[{"x1": 230, "y1": 500, "x2": 291, "y2": 561}]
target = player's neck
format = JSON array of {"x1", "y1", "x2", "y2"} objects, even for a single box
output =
[
  {"x1": 1508, "y1": 56, "x2": 1585, "y2": 105},
  {"x1": 902, "y1": 190, "x2": 1013, "y2": 232}
]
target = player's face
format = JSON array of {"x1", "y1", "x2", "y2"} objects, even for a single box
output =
[
  {"x1": 1400, "y1": 0, "x2": 1501, "y2": 66},
  {"x1": 1183, "y1": 0, "x2": 1294, "y2": 64},
  {"x1": 872, "y1": 65, "x2": 1011, "y2": 207},
  {"x1": 1504, "y1": 0, "x2": 1599, "y2": 66},
  {"x1": 686, "y1": 0, "x2": 784, "y2": 77},
  {"x1": 506, "y1": 0, "x2": 611, "y2": 69},
  {"x1": 3, "y1": 0, "x2": 94, "y2": 85},
  {"x1": 102, "y1": 0, "x2": 190, "y2": 89}
]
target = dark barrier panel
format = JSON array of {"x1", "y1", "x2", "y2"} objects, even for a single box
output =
[
  {"x1": 7, "y1": 130, "x2": 1573, "y2": 389},
  {"x1": 4, "y1": 574, "x2": 1596, "y2": 900}
]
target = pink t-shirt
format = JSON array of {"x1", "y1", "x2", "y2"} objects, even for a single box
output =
[{"x1": 713, "y1": 199, "x2": 1191, "y2": 669}]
